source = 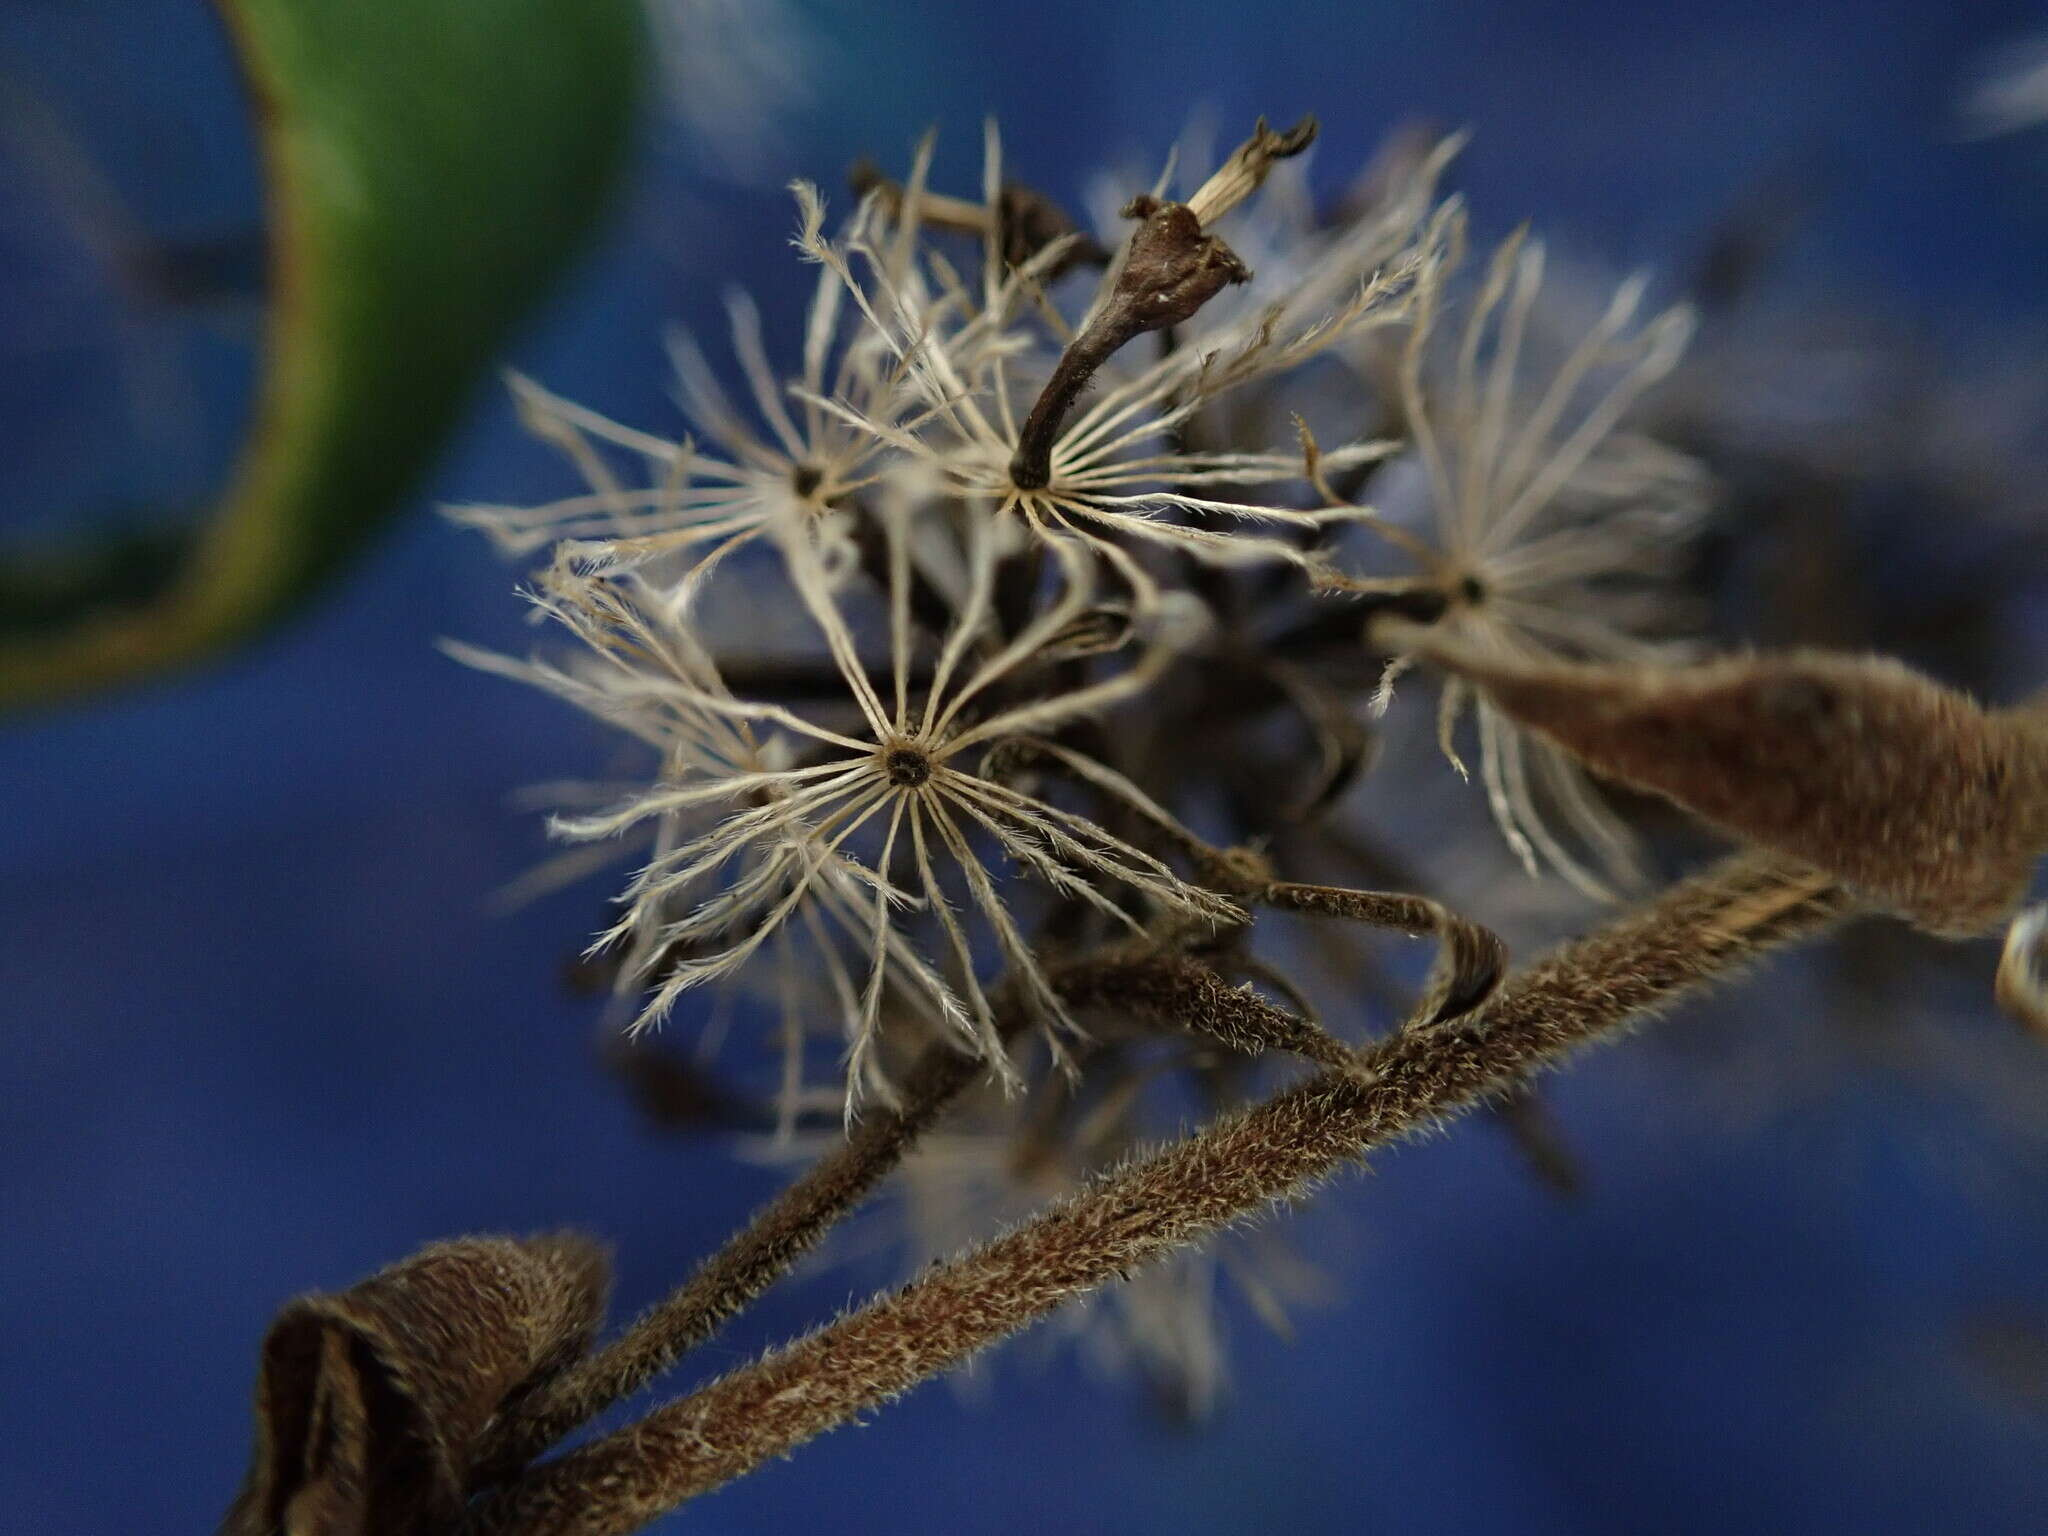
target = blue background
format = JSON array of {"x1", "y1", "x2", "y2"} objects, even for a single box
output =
[{"x1": 2, "y1": 2, "x2": 2046, "y2": 1532}]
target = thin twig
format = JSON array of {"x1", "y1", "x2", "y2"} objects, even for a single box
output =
[
  {"x1": 469, "y1": 1037, "x2": 987, "y2": 1486},
  {"x1": 1047, "y1": 949, "x2": 1364, "y2": 1071}
]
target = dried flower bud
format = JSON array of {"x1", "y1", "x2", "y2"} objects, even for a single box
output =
[
  {"x1": 848, "y1": 155, "x2": 1110, "y2": 277},
  {"x1": 1381, "y1": 621, "x2": 2048, "y2": 936},
  {"x1": 995, "y1": 182, "x2": 1113, "y2": 275},
  {"x1": 221, "y1": 1234, "x2": 608, "y2": 1536},
  {"x1": 1010, "y1": 196, "x2": 1251, "y2": 490},
  {"x1": 1110, "y1": 195, "x2": 1254, "y2": 331},
  {"x1": 1996, "y1": 905, "x2": 2048, "y2": 1036},
  {"x1": 1005, "y1": 115, "x2": 1321, "y2": 492}
]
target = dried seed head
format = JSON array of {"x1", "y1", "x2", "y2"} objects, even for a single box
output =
[{"x1": 1383, "y1": 621, "x2": 2048, "y2": 936}]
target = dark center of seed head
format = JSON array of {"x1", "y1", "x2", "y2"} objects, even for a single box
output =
[
  {"x1": 884, "y1": 745, "x2": 932, "y2": 788},
  {"x1": 1458, "y1": 573, "x2": 1487, "y2": 605},
  {"x1": 791, "y1": 462, "x2": 823, "y2": 499}
]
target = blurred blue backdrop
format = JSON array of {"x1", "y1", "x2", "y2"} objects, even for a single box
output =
[{"x1": 2, "y1": 2, "x2": 2045, "y2": 1533}]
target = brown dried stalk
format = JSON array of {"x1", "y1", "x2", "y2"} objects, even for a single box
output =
[
  {"x1": 469, "y1": 1038, "x2": 985, "y2": 1486},
  {"x1": 1258, "y1": 879, "x2": 1506, "y2": 1025},
  {"x1": 1008, "y1": 117, "x2": 1316, "y2": 490},
  {"x1": 465, "y1": 851, "x2": 1846, "y2": 1536}
]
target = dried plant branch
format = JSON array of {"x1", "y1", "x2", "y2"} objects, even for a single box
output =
[
  {"x1": 465, "y1": 852, "x2": 1846, "y2": 1536},
  {"x1": 1257, "y1": 879, "x2": 1507, "y2": 1025},
  {"x1": 470, "y1": 1038, "x2": 986, "y2": 1486},
  {"x1": 1046, "y1": 949, "x2": 1363, "y2": 1071}
]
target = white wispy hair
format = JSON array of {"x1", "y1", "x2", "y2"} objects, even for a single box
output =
[
  {"x1": 1340, "y1": 228, "x2": 1709, "y2": 899},
  {"x1": 788, "y1": 126, "x2": 1462, "y2": 613},
  {"x1": 452, "y1": 502, "x2": 1237, "y2": 1117},
  {"x1": 443, "y1": 188, "x2": 938, "y2": 602}
]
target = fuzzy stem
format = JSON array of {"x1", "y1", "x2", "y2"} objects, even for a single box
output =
[
  {"x1": 470, "y1": 1038, "x2": 986, "y2": 1486},
  {"x1": 1048, "y1": 950, "x2": 1363, "y2": 1071},
  {"x1": 468, "y1": 852, "x2": 1846, "y2": 1536}
]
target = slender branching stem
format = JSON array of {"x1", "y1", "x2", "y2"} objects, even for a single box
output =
[
  {"x1": 1047, "y1": 950, "x2": 1363, "y2": 1071},
  {"x1": 469, "y1": 1037, "x2": 988, "y2": 1487},
  {"x1": 466, "y1": 852, "x2": 1847, "y2": 1536}
]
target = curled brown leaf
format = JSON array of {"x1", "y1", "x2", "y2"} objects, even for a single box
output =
[{"x1": 222, "y1": 1233, "x2": 608, "y2": 1536}]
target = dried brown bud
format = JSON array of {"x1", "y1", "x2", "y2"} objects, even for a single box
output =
[
  {"x1": 1110, "y1": 196, "x2": 1253, "y2": 331},
  {"x1": 1010, "y1": 197, "x2": 1250, "y2": 490},
  {"x1": 995, "y1": 183, "x2": 1112, "y2": 276},
  {"x1": 1008, "y1": 116, "x2": 1315, "y2": 491},
  {"x1": 221, "y1": 1234, "x2": 608, "y2": 1536},
  {"x1": 1382, "y1": 621, "x2": 2048, "y2": 936},
  {"x1": 849, "y1": 157, "x2": 1109, "y2": 278}
]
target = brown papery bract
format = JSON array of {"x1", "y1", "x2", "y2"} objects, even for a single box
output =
[
  {"x1": 221, "y1": 1234, "x2": 608, "y2": 1536},
  {"x1": 1379, "y1": 621, "x2": 2048, "y2": 936}
]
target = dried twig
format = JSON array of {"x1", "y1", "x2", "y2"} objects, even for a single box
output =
[
  {"x1": 469, "y1": 1039, "x2": 986, "y2": 1486},
  {"x1": 1382, "y1": 622, "x2": 2048, "y2": 936},
  {"x1": 465, "y1": 852, "x2": 1846, "y2": 1536},
  {"x1": 1047, "y1": 949, "x2": 1364, "y2": 1071}
]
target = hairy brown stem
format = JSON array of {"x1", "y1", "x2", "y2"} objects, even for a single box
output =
[
  {"x1": 468, "y1": 852, "x2": 1847, "y2": 1536},
  {"x1": 469, "y1": 1039, "x2": 986, "y2": 1486},
  {"x1": 1048, "y1": 950, "x2": 1363, "y2": 1071}
]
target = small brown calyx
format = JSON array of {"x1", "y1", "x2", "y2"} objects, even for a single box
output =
[
  {"x1": 1112, "y1": 196, "x2": 1254, "y2": 332},
  {"x1": 882, "y1": 742, "x2": 934, "y2": 788},
  {"x1": 790, "y1": 462, "x2": 824, "y2": 500}
]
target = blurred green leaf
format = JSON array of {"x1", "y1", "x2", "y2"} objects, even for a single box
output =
[{"x1": 0, "y1": 0, "x2": 644, "y2": 708}]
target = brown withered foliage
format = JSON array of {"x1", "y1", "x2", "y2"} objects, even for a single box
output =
[
  {"x1": 222, "y1": 1235, "x2": 608, "y2": 1536},
  {"x1": 1379, "y1": 621, "x2": 2048, "y2": 937}
]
